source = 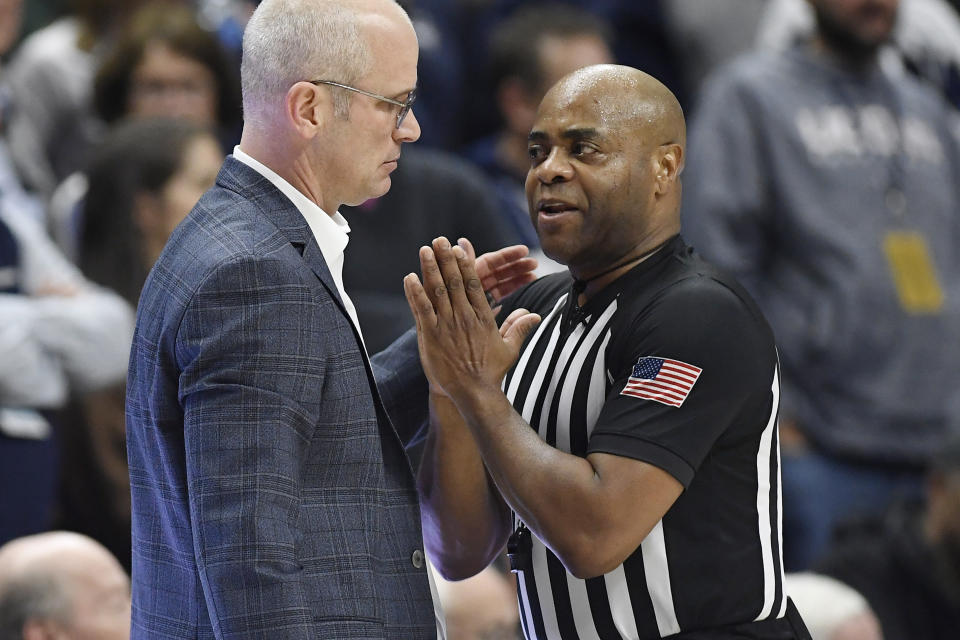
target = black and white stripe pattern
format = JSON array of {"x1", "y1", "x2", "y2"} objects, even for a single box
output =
[
  {"x1": 755, "y1": 365, "x2": 787, "y2": 622},
  {"x1": 502, "y1": 289, "x2": 785, "y2": 639}
]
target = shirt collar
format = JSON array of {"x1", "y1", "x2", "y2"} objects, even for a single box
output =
[
  {"x1": 232, "y1": 146, "x2": 351, "y2": 260},
  {"x1": 571, "y1": 234, "x2": 685, "y2": 320}
]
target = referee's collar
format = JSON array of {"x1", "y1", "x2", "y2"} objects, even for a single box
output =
[{"x1": 573, "y1": 234, "x2": 685, "y2": 315}]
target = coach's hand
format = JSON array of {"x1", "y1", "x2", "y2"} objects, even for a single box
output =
[
  {"x1": 470, "y1": 239, "x2": 538, "y2": 311},
  {"x1": 404, "y1": 236, "x2": 540, "y2": 399}
]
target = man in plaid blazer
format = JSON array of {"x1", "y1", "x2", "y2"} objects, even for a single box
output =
[{"x1": 125, "y1": 1, "x2": 533, "y2": 638}]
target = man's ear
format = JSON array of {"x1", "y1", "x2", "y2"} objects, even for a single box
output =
[
  {"x1": 653, "y1": 143, "x2": 684, "y2": 195},
  {"x1": 285, "y1": 81, "x2": 330, "y2": 140}
]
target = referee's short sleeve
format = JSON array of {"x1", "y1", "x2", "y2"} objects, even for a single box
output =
[{"x1": 587, "y1": 275, "x2": 776, "y2": 488}]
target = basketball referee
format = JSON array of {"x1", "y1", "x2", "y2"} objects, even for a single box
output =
[{"x1": 405, "y1": 64, "x2": 811, "y2": 639}]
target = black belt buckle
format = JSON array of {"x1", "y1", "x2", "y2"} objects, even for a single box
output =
[{"x1": 507, "y1": 524, "x2": 532, "y2": 573}]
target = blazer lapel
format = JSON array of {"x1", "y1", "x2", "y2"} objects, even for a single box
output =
[
  {"x1": 297, "y1": 237, "x2": 409, "y2": 470},
  {"x1": 214, "y1": 156, "x2": 410, "y2": 461},
  {"x1": 300, "y1": 242, "x2": 347, "y2": 313}
]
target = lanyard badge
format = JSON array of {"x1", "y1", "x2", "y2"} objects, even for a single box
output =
[{"x1": 883, "y1": 231, "x2": 944, "y2": 314}]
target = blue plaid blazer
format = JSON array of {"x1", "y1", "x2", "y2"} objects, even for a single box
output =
[{"x1": 126, "y1": 156, "x2": 435, "y2": 639}]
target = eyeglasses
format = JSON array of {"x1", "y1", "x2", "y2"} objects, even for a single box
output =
[{"x1": 310, "y1": 80, "x2": 417, "y2": 129}]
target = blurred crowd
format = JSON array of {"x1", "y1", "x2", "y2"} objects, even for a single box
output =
[{"x1": 1, "y1": 0, "x2": 959, "y2": 638}]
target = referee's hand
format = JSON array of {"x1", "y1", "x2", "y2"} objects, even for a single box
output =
[{"x1": 404, "y1": 236, "x2": 540, "y2": 400}]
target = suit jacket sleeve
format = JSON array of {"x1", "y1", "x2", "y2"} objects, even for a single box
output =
[
  {"x1": 177, "y1": 254, "x2": 320, "y2": 639},
  {"x1": 370, "y1": 328, "x2": 429, "y2": 449}
]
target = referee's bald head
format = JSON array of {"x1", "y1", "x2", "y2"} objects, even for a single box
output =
[{"x1": 544, "y1": 64, "x2": 685, "y2": 154}]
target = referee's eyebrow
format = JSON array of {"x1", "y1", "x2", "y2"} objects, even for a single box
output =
[
  {"x1": 528, "y1": 130, "x2": 549, "y2": 143},
  {"x1": 528, "y1": 127, "x2": 603, "y2": 143}
]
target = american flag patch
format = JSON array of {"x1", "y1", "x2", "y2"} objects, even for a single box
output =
[{"x1": 620, "y1": 356, "x2": 702, "y2": 407}]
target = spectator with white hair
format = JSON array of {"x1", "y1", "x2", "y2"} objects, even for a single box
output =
[{"x1": 785, "y1": 573, "x2": 882, "y2": 640}]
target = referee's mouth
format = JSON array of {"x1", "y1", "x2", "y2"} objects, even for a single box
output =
[
  {"x1": 535, "y1": 199, "x2": 582, "y2": 232},
  {"x1": 536, "y1": 199, "x2": 580, "y2": 216}
]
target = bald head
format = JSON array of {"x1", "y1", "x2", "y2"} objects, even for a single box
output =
[
  {"x1": 0, "y1": 531, "x2": 116, "y2": 577},
  {"x1": 0, "y1": 532, "x2": 130, "y2": 640},
  {"x1": 544, "y1": 64, "x2": 685, "y2": 151}
]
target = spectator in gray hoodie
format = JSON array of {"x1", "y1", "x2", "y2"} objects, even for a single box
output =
[{"x1": 682, "y1": 0, "x2": 960, "y2": 570}]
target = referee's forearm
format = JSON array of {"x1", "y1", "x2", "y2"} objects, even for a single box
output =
[
  {"x1": 418, "y1": 392, "x2": 511, "y2": 580},
  {"x1": 450, "y1": 385, "x2": 609, "y2": 572}
]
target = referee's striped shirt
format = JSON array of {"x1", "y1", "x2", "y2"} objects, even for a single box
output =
[{"x1": 498, "y1": 237, "x2": 786, "y2": 639}]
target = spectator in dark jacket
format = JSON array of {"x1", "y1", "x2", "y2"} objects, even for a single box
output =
[{"x1": 815, "y1": 435, "x2": 960, "y2": 639}]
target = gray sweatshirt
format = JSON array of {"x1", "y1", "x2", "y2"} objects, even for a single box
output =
[{"x1": 682, "y1": 44, "x2": 960, "y2": 465}]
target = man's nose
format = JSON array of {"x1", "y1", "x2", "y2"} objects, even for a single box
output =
[
  {"x1": 534, "y1": 147, "x2": 573, "y2": 183},
  {"x1": 395, "y1": 108, "x2": 421, "y2": 143}
]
